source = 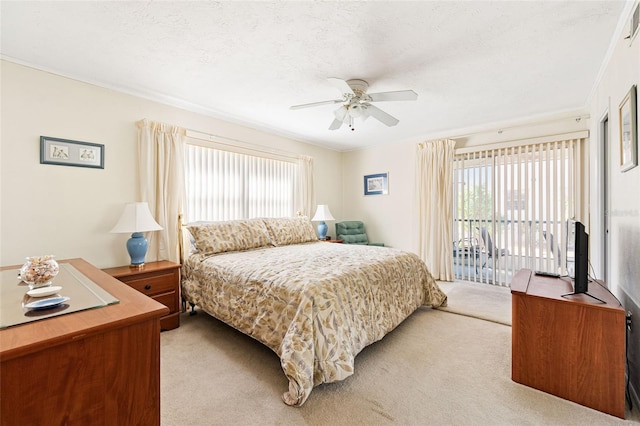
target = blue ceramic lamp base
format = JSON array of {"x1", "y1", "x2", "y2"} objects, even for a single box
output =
[
  {"x1": 126, "y1": 232, "x2": 149, "y2": 267},
  {"x1": 317, "y1": 221, "x2": 328, "y2": 240}
]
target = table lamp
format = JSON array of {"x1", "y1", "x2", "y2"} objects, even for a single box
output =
[
  {"x1": 311, "y1": 204, "x2": 335, "y2": 240},
  {"x1": 110, "y1": 202, "x2": 163, "y2": 267}
]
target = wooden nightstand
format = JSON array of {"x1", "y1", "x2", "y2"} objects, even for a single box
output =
[{"x1": 103, "y1": 260, "x2": 181, "y2": 330}]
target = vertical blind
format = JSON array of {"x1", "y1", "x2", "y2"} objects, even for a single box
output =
[
  {"x1": 453, "y1": 134, "x2": 585, "y2": 286},
  {"x1": 184, "y1": 143, "x2": 297, "y2": 222}
]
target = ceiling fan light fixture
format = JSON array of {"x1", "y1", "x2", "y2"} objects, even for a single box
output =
[{"x1": 347, "y1": 103, "x2": 364, "y2": 118}]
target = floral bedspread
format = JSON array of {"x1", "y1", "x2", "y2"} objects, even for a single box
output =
[{"x1": 181, "y1": 241, "x2": 447, "y2": 406}]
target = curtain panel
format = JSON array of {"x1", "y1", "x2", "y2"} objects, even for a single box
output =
[
  {"x1": 294, "y1": 155, "x2": 315, "y2": 217},
  {"x1": 136, "y1": 119, "x2": 186, "y2": 263},
  {"x1": 416, "y1": 139, "x2": 456, "y2": 281}
]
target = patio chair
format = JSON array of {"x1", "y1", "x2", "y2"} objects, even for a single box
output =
[
  {"x1": 542, "y1": 230, "x2": 562, "y2": 269},
  {"x1": 477, "y1": 227, "x2": 508, "y2": 270}
]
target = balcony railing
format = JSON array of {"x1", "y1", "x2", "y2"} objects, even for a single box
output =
[{"x1": 453, "y1": 218, "x2": 567, "y2": 286}]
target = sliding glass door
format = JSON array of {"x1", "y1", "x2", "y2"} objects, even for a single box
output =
[{"x1": 453, "y1": 136, "x2": 584, "y2": 286}]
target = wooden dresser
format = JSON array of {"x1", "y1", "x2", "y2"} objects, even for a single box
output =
[
  {"x1": 103, "y1": 261, "x2": 181, "y2": 330},
  {"x1": 0, "y1": 258, "x2": 168, "y2": 425},
  {"x1": 511, "y1": 268, "x2": 626, "y2": 418}
]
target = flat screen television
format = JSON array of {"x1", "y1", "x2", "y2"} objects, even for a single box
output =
[{"x1": 564, "y1": 220, "x2": 605, "y2": 303}]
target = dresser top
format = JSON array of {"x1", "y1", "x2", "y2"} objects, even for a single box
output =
[{"x1": 0, "y1": 258, "x2": 168, "y2": 360}]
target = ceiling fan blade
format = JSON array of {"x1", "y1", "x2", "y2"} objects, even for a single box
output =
[
  {"x1": 368, "y1": 90, "x2": 418, "y2": 102},
  {"x1": 328, "y1": 118, "x2": 343, "y2": 130},
  {"x1": 327, "y1": 78, "x2": 355, "y2": 95},
  {"x1": 333, "y1": 105, "x2": 348, "y2": 122},
  {"x1": 290, "y1": 99, "x2": 342, "y2": 110},
  {"x1": 364, "y1": 104, "x2": 399, "y2": 127}
]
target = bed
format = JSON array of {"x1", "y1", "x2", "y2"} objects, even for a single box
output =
[{"x1": 181, "y1": 217, "x2": 447, "y2": 406}]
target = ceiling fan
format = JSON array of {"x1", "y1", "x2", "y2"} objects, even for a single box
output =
[{"x1": 290, "y1": 78, "x2": 418, "y2": 131}]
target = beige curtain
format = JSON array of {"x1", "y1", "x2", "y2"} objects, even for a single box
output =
[
  {"x1": 416, "y1": 139, "x2": 456, "y2": 280},
  {"x1": 295, "y1": 155, "x2": 315, "y2": 217},
  {"x1": 136, "y1": 119, "x2": 186, "y2": 263}
]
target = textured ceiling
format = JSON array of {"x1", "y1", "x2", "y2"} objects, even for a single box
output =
[{"x1": 0, "y1": 1, "x2": 629, "y2": 151}]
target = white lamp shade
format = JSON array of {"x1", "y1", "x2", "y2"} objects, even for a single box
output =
[
  {"x1": 110, "y1": 202, "x2": 163, "y2": 233},
  {"x1": 311, "y1": 205, "x2": 335, "y2": 221}
]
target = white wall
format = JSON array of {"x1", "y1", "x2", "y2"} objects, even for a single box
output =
[
  {"x1": 342, "y1": 140, "x2": 420, "y2": 250},
  {"x1": 588, "y1": 9, "x2": 640, "y2": 307},
  {"x1": 0, "y1": 61, "x2": 342, "y2": 268}
]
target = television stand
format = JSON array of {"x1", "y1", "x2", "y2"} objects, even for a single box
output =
[
  {"x1": 511, "y1": 269, "x2": 625, "y2": 419},
  {"x1": 561, "y1": 290, "x2": 606, "y2": 304}
]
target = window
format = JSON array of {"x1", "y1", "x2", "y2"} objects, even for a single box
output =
[
  {"x1": 184, "y1": 143, "x2": 297, "y2": 222},
  {"x1": 453, "y1": 135, "x2": 585, "y2": 285}
]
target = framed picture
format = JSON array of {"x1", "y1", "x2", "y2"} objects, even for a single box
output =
[
  {"x1": 619, "y1": 85, "x2": 637, "y2": 172},
  {"x1": 364, "y1": 172, "x2": 388, "y2": 196},
  {"x1": 40, "y1": 136, "x2": 104, "y2": 169}
]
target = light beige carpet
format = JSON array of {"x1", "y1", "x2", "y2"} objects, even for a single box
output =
[
  {"x1": 436, "y1": 280, "x2": 512, "y2": 326},
  {"x1": 161, "y1": 284, "x2": 639, "y2": 425}
]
